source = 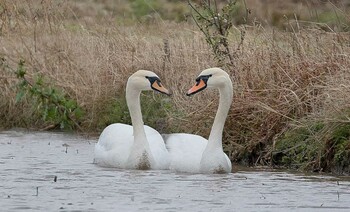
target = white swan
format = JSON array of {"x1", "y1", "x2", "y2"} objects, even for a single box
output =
[
  {"x1": 94, "y1": 70, "x2": 171, "y2": 170},
  {"x1": 165, "y1": 68, "x2": 233, "y2": 174}
]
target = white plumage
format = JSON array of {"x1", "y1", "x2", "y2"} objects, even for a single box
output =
[
  {"x1": 93, "y1": 70, "x2": 171, "y2": 170},
  {"x1": 164, "y1": 68, "x2": 233, "y2": 174},
  {"x1": 94, "y1": 123, "x2": 170, "y2": 170}
]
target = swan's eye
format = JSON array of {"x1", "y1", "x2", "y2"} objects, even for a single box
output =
[
  {"x1": 196, "y1": 74, "x2": 212, "y2": 84},
  {"x1": 195, "y1": 77, "x2": 201, "y2": 85},
  {"x1": 146, "y1": 76, "x2": 161, "y2": 85}
]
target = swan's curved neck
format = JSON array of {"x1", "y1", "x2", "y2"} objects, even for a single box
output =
[
  {"x1": 126, "y1": 83, "x2": 147, "y2": 143},
  {"x1": 207, "y1": 82, "x2": 233, "y2": 151}
]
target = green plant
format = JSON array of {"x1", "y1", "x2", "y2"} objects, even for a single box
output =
[
  {"x1": 273, "y1": 122, "x2": 325, "y2": 170},
  {"x1": 330, "y1": 124, "x2": 350, "y2": 171},
  {"x1": 188, "y1": 0, "x2": 245, "y2": 71},
  {"x1": 317, "y1": 10, "x2": 349, "y2": 31},
  {"x1": 96, "y1": 91, "x2": 173, "y2": 133},
  {"x1": 130, "y1": 0, "x2": 161, "y2": 19},
  {"x1": 334, "y1": 139, "x2": 350, "y2": 170},
  {"x1": 96, "y1": 95, "x2": 131, "y2": 130},
  {"x1": 15, "y1": 60, "x2": 84, "y2": 130},
  {"x1": 273, "y1": 118, "x2": 350, "y2": 174},
  {"x1": 140, "y1": 92, "x2": 173, "y2": 133}
]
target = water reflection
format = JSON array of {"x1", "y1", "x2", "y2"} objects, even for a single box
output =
[{"x1": 0, "y1": 130, "x2": 349, "y2": 211}]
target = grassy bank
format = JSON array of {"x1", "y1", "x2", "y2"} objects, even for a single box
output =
[{"x1": 1, "y1": 0, "x2": 350, "y2": 175}]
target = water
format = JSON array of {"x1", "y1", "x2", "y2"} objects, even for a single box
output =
[{"x1": 0, "y1": 130, "x2": 349, "y2": 211}]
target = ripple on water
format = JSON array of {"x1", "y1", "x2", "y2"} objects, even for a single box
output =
[{"x1": 1, "y1": 130, "x2": 350, "y2": 211}]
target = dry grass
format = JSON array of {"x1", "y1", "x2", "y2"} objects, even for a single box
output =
[
  {"x1": 245, "y1": 0, "x2": 350, "y2": 29},
  {"x1": 0, "y1": 0, "x2": 215, "y2": 130},
  {"x1": 1, "y1": 0, "x2": 350, "y2": 172}
]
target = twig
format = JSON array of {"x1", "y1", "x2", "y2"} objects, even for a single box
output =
[{"x1": 188, "y1": 1, "x2": 211, "y2": 22}]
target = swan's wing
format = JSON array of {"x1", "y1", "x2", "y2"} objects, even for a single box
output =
[
  {"x1": 93, "y1": 123, "x2": 133, "y2": 168},
  {"x1": 144, "y1": 125, "x2": 170, "y2": 170},
  {"x1": 161, "y1": 133, "x2": 170, "y2": 141},
  {"x1": 94, "y1": 124, "x2": 170, "y2": 170},
  {"x1": 96, "y1": 123, "x2": 133, "y2": 149},
  {"x1": 144, "y1": 125, "x2": 162, "y2": 135},
  {"x1": 224, "y1": 153, "x2": 232, "y2": 172},
  {"x1": 163, "y1": 133, "x2": 207, "y2": 173}
]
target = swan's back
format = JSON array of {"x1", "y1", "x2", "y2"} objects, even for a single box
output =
[
  {"x1": 164, "y1": 133, "x2": 207, "y2": 173},
  {"x1": 94, "y1": 123, "x2": 133, "y2": 168},
  {"x1": 93, "y1": 123, "x2": 170, "y2": 170}
]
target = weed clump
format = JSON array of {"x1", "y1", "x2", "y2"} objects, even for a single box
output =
[
  {"x1": 96, "y1": 92, "x2": 173, "y2": 134},
  {"x1": 273, "y1": 118, "x2": 350, "y2": 175},
  {"x1": 13, "y1": 60, "x2": 84, "y2": 130}
]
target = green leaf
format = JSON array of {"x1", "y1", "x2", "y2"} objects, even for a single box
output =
[
  {"x1": 15, "y1": 90, "x2": 25, "y2": 103},
  {"x1": 42, "y1": 105, "x2": 49, "y2": 120},
  {"x1": 46, "y1": 107, "x2": 58, "y2": 121},
  {"x1": 15, "y1": 60, "x2": 26, "y2": 78},
  {"x1": 65, "y1": 99, "x2": 76, "y2": 110},
  {"x1": 35, "y1": 75, "x2": 44, "y2": 86},
  {"x1": 12, "y1": 59, "x2": 84, "y2": 130},
  {"x1": 74, "y1": 107, "x2": 84, "y2": 119}
]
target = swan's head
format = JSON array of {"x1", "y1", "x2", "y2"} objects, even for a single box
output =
[
  {"x1": 186, "y1": 67, "x2": 231, "y2": 96},
  {"x1": 127, "y1": 70, "x2": 171, "y2": 95}
]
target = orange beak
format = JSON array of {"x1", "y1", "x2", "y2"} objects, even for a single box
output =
[
  {"x1": 152, "y1": 81, "x2": 171, "y2": 96},
  {"x1": 186, "y1": 79, "x2": 207, "y2": 96}
]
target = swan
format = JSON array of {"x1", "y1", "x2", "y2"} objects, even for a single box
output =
[
  {"x1": 94, "y1": 70, "x2": 171, "y2": 170},
  {"x1": 165, "y1": 67, "x2": 233, "y2": 174}
]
